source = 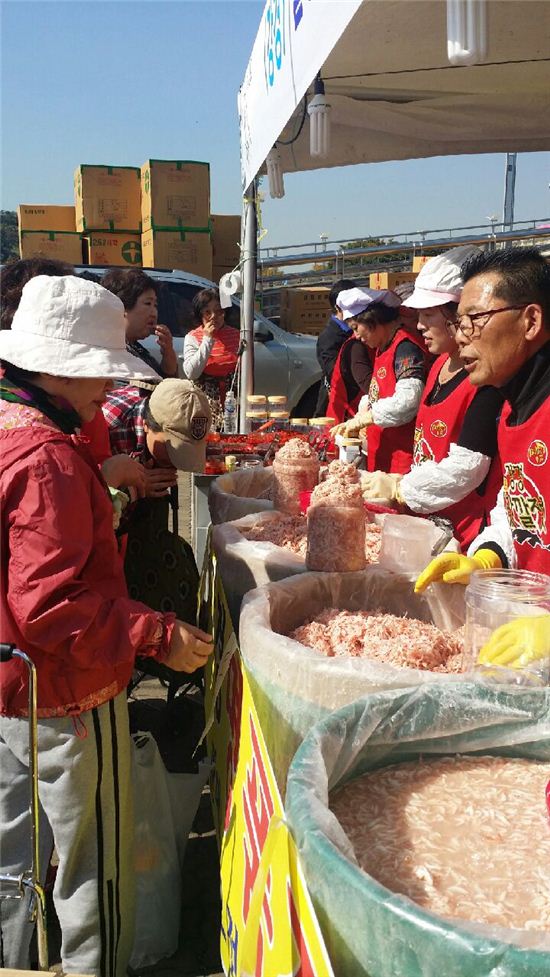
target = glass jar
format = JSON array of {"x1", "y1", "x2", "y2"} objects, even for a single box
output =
[
  {"x1": 465, "y1": 569, "x2": 550, "y2": 687},
  {"x1": 246, "y1": 409, "x2": 268, "y2": 431},
  {"x1": 272, "y1": 451, "x2": 320, "y2": 515},
  {"x1": 306, "y1": 503, "x2": 366, "y2": 572}
]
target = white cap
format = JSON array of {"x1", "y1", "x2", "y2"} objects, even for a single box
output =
[
  {"x1": 337, "y1": 287, "x2": 402, "y2": 320},
  {"x1": 403, "y1": 246, "x2": 482, "y2": 309}
]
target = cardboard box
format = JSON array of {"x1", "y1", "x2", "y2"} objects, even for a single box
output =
[
  {"x1": 19, "y1": 230, "x2": 83, "y2": 263},
  {"x1": 83, "y1": 232, "x2": 142, "y2": 267},
  {"x1": 74, "y1": 165, "x2": 141, "y2": 232},
  {"x1": 212, "y1": 263, "x2": 234, "y2": 285},
  {"x1": 279, "y1": 286, "x2": 331, "y2": 312},
  {"x1": 141, "y1": 159, "x2": 210, "y2": 232},
  {"x1": 18, "y1": 204, "x2": 76, "y2": 233},
  {"x1": 211, "y1": 214, "x2": 240, "y2": 268},
  {"x1": 141, "y1": 228, "x2": 212, "y2": 277},
  {"x1": 412, "y1": 255, "x2": 431, "y2": 272},
  {"x1": 369, "y1": 271, "x2": 417, "y2": 290}
]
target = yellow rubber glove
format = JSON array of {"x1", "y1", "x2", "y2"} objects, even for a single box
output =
[
  {"x1": 361, "y1": 471, "x2": 402, "y2": 503},
  {"x1": 478, "y1": 614, "x2": 550, "y2": 669},
  {"x1": 414, "y1": 548, "x2": 502, "y2": 593}
]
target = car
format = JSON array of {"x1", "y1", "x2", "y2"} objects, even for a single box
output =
[{"x1": 76, "y1": 266, "x2": 322, "y2": 416}]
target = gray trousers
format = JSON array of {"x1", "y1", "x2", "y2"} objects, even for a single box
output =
[{"x1": 0, "y1": 692, "x2": 135, "y2": 976}]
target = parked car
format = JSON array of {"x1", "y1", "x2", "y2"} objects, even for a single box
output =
[{"x1": 76, "y1": 266, "x2": 322, "y2": 416}]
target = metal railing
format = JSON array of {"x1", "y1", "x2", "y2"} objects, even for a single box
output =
[{"x1": 257, "y1": 218, "x2": 550, "y2": 320}]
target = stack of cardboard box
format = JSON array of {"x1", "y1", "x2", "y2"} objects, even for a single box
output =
[
  {"x1": 140, "y1": 159, "x2": 212, "y2": 278},
  {"x1": 75, "y1": 165, "x2": 143, "y2": 266},
  {"x1": 369, "y1": 271, "x2": 417, "y2": 290},
  {"x1": 412, "y1": 255, "x2": 431, "y2": 272},
  {"x1": 279, "y1": 286, "x2": 331, "y2": 335},
  {"x1": 210, "y1": 214, "x2": 241, "y2": 284},
  {"x1": 18, "y1": 205, "x2": 82, "y2": 263}
]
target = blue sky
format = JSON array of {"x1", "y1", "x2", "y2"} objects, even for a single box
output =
[{"x1": 2, "y1": 0, "x2": 549, "y2": 248}]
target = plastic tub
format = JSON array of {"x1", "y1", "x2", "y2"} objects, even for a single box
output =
[
  {"x1": 306, "y1": 504, "x2": 366, "y2": 572},
  {"x1": 379, "y1": 513, "x2": 439, "y2": 576},
  {"x1": 272, "y1": 448, "x2": 320, "y2": 515},
  {"x1": 465, "y1": 569, "x2": 550, "y2": 687}
]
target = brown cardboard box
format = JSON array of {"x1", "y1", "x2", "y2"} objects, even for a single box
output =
[
  {"x1": 212, "y1": 263, "x2": 234, "y2": 285},
  {"x1": 211, "y1": 214, "x2": 240, "y2": 268},
  {"x1": 83, "y1": 232, "x2": 142, "y2": 267},
  {"x1": 18, "y1": 204, "x2": 76, "y2": 232},
  {"x1": 412, "y1": 255, "x2": 431, "y2": 272},
  {"x1": 19, "y1": 230, "x2": 83, "y2": 263},
  {"x1": 74, "y1": 165, "x2": 141, "y2": 232},
  {"x1": 141, "y1": 160, "x2": 210, "y2": 232},
  {"x1": 141, "y1": 228, "x2": 212, "y2": 278},
  {"x1": 279, "y1": 287, "x2": 331, "y2": 332},
  {"x1": 369, "y1": 271, "x2": 417, "y2": 290}
]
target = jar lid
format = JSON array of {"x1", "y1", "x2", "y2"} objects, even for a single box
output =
[
  {"x1": 245, "y1": 409, "x2": 268, "y2": 418},
  {"x1": 269, "y1": 410, "x2": 290, "y2": 419},
  {"x1": 339, "y1": 438, "x2": 361, "y2": 446},
  {"x1": 247, "y1": 394, "x2": 267, "y2": 404},
  {"x1": 314, "y1": 417, "x2": 335, "y2": 426},
  {"x1": 267, "y1": 395, "x2": 287, "y2": 404},
  {"x1": 291, "y1": 418, "x2": 309, "y2": 425}
]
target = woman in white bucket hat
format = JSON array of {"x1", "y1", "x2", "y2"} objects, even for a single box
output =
[
  {"x1": 361, "y1": 246, "x2": 504, "y2": 551},
  {"x1": 0, "y1": 275, "x2": 213, "y2": 974}
]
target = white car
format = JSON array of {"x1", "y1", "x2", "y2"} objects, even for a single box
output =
[{"x1": 77, "y1": 266, "x2": 322, "y2": 415}]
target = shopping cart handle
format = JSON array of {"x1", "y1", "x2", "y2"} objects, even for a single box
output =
[{"x1": 0, "y1": 643, "x2": 16, "y2": 662}]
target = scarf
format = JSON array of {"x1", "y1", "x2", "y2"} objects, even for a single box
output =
[
  {"x1": 189, "y1": 324, "x2": 240, "y2": 378},
  {"x1": 0, "y1": 375, "x2": 81, "y2": 434}
]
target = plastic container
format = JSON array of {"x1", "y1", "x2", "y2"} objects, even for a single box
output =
[
  {"x1": 267, "y1": 395, "x2": 288, "y2": 409},
  {"x1": 272, "y1": 450, "x2": 320, "y2": 515},
  {"x1": 291, "y1": 417, "x2": 309, "y2": 427},
  {"x1": 247, "y1": 394, "x2": 267, "y2": 408},
  {"x1": 336, "y1": 435, "x2": 361, "y2": 464},
  {"x1": 245, "y1": 409, "x2": 268, "y2": 431},
  {"x1": 465, "y1": 569, "x2": 550, "y2": 687},
  {"x1": 306, "y1": 503, "x2": 366, "y2": 572},
  {"x1": 378, "y1": 514, "x2": 439, "y2": 576}
]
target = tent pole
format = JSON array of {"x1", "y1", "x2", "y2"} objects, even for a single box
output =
[{"x1": 239, "y1": 180, "x2": 257, "y2": 432}]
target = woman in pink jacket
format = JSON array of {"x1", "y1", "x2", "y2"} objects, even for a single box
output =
[{"x1": 0, "y1": 275, "x2": 213, "y2": 975}]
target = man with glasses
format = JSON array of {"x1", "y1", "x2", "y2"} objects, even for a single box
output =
[
  {"x1": 360, "y1": 246, "x2": 503, "y2": 551},
  {"x1": 416, "y1": 247, "x2": 550, "y2": 669}
]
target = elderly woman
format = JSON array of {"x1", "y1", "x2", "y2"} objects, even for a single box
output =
[
  {"x1": 102, "y1": 268, "x2": 179, "y2": 379},
  {"x1": 0, "y1": 275, "x2": 212, "y2": 974},
  {"x1": 182, "y1": 287, "x2": 240, "y2": 428},
  {"x1": 332, "y1": 287, "x2": 427, "y2": 474}
]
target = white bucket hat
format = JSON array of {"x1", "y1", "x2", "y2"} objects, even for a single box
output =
[
  {"x1": 403, "y1": 245, "x2": 481, "y2": 309},
  {"x1": 337, "y1": 286, "x2": 402, "y2": 320},
  {"x1": 0, "y1": 274, "x2": 158, "y2": 380}
]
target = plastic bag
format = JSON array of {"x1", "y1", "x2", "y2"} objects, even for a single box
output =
[
  {"x1": 285, "y1": 683, "x2": 550, "y2": 977},
  {"x1": 208, "y1": 467, "x2": 274, "y2": 525},
  {"x1": 238, "y1": 567, "x2": 466, "y2": 791},
  {"x1": 212, "y1": 511, "x2": 307, "y2": 626},
  {"x1": 129, "y1": 735, "x2": 210, "y2": 968}
]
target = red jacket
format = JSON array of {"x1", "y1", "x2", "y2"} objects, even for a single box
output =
[{"x1": 0, "y1": 408, "x2": 173, "y2": 718}]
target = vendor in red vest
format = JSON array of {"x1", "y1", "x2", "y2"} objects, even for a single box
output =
[
  {"x1": 361, "y1": 246, "x2": 504, "y2": 551},
  {"x1": 182, "y1": 287, "x2": 240, "y2": 430},
  {"x1": 416, "y1": 247, "x2": 550, "y2": 671},
  {"x1": 331, "y1": 287, "x2": 427, "y2": 474},
  {"x1": 326, "y1": 286, "x2": 375, "y2": 424}
]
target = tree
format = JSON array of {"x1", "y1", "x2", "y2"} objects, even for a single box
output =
[
  {"x1": 1, "y1": 211, "x2": 19, "y2": 263},
  {"x1": 341, "y1": 236, "x2": 400, "y2": 267}
]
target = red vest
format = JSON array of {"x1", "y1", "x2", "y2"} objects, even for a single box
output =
[
  {"x1": 367, "y1": 328, "x2": 425, "y2": 475},
  {"x1": 413, "y1": 356, "x2": 501, "y2": 551},
  {"x1": 498, "y1": 397, "x2": 550, "y2": 573},
  {"x1": 189, "y1": 324, "x2": 240, "y2": 378},
  {"x1": 327, "y1": 337, "x2": 373, "y2": 423}
]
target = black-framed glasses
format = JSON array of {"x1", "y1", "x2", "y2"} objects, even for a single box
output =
[{"x1": 447, "y1": 305, "x2": 528, "y2": 339}]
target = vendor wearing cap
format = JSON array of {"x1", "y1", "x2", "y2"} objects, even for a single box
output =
[
  {"x1": 416, "y1": 247, "x2": 550, "y2": 672},
  {"x1": 326, "y1": 287, "x2": 375, "y2": 424},
  {"x1": 332, "y1": 287, "x2": 427, "y2": 474},
  {"x1": 361, "y1": 246, "x2": 504, "y2": 551}
]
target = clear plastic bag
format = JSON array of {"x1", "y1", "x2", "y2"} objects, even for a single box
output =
[
  {"x1": 212, "y1": 511, "x2": 307, "y2": 626},
  {"x1": 238, "y1": 568, "x2": 466, "y2": 791},
  {"x1": 285, "y1": 683, "x2": 550, "y2": 977},
  {"x1": 129, "y1": 735, "x2": 210, "y2": 968},
  {"x1": 208, "y1": 467, "x2": 274, "y2": 525}
]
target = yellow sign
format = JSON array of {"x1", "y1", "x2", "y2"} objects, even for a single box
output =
[{"x1": 200, "y1": 546, "x2": 334, "y2": 976}]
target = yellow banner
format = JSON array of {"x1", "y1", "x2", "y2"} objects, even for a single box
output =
[{"x1": 200, "y1": 546, "x2": 334, "y2": 976}]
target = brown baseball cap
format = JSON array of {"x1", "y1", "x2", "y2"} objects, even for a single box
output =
[{"x1": 148, "y1": 379, "x2": 212, "y2": 473}]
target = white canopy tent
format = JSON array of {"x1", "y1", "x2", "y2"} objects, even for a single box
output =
[{"x1": 237, "y1": 0, "x2": 550, "y2": 421}]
